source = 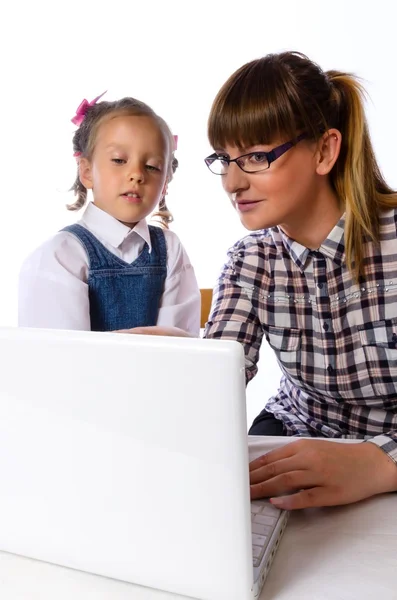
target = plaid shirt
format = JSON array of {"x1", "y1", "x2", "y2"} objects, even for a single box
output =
[{"x1": 204, "y1": 209, "x2": 397, "y2": 464}]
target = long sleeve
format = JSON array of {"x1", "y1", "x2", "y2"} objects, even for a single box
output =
[
  {"x1": 367, "y1": 434, "x2": 397, "y2": 465},
  {"x1": 203, "y1": 238, "x2": 264, "y2": 383},
  {"x1": 157, "y1": 230, "x2": 200, "y2": 336},
  {"x1": 18, "y1": 233, "x2": 91, "y2": 330}
]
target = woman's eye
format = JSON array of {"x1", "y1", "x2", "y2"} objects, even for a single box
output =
[
  {"x1": 249, "y1": 152, "x2": 267, "y2": 163},
  {"x1": 217, "y1": 156, "x2": 229, "y2": 167}
]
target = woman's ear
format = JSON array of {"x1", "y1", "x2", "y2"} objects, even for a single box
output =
[
  {"x1": 315, "y1": 129, "x2": 342, "y2": 176},
  {"x1": 79, "y1": 157, "x2": 93, "y2": 190}
]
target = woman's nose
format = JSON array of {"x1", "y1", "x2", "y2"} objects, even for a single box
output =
[{"x1": 222, "y1": 163, "x2": 249, "y2": 194}]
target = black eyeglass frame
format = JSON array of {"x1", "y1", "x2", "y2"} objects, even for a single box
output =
[{"x1": 204, "y1": 132, "x2": 307, "y2": 175}]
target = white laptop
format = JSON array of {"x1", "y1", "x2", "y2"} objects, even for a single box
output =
[{"x1": 0, "y1": 327, "x2": 288, "y2": 600}]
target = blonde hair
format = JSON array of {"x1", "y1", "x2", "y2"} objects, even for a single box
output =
[
  {"x1": 208, "y1": 51, "x2": 397, "y2": 280},
  {"x1": 70, "y1": 97, "x2": 177, "y2": 228}
]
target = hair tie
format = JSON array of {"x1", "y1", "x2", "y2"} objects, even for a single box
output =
[{"x1": 71, "y1": 91, "x2": 107, "y2": 126}]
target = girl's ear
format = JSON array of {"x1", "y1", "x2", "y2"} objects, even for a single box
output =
[{"x1": 79, "y1": 158, "x2": 93, "y2": 189}]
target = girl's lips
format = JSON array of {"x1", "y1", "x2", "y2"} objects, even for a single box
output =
[{"x1": 121, "y1": 194, "x2": 142, "y2": 204}]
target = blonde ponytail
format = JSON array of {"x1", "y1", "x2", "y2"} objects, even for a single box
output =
[
  {"x1": 151, "y1": 155, "x2": 178, "y2": 229},
  {"x1": 327, "y1": 71, "x2": 397, "y2": 280}
]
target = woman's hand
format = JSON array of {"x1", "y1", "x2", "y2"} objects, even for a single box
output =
[
  {"x1": 249, "y1": 439, "x2": 397, "y2": 510},
  {"x1": 116, "y1": 326, "x2": 194, "y2": 337}
]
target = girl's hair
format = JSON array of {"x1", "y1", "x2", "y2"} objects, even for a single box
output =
[
  {"x1": 70, "y1": 97, "x2": 177, "y2": 228},
  {"x1": 208, "y1": 51, "x2": 397, "y2": 280}
]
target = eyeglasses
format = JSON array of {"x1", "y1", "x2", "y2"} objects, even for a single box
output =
[{"x1": 204, "y1": 133, "x2": 307, "y2": 175}]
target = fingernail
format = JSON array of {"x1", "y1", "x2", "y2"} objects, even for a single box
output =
[{"x1": 270, "y1": 497, "x2": 283, "y2": 507}]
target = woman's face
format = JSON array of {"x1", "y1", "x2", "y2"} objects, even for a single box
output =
[{"x1": 218, "y1": 136, "x2": 326, "y2": 232}]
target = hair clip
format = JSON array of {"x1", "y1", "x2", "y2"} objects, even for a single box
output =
[{"x1": 71, "y1": 91, "x2": 107, "y2": 126}]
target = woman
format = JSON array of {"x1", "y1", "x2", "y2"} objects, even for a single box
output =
[{"x1": 131, "y1": 51, "x2": 397, "y2": 510}]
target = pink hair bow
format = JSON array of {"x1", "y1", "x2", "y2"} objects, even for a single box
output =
[{"x1": 71, "y1": 91, "x2": 107, "y2": 126}]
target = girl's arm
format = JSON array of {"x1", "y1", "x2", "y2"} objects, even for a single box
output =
[
  {"x1": 18, "y1": 233, "x2": 90, "y2": 330},
  {"x1": 155, "y1": 230, "x2": 201, "y2": 336}
]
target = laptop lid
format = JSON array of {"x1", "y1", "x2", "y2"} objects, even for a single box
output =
[{"x1": 0, "y1": 327, "x2": 254, "y2": 600}]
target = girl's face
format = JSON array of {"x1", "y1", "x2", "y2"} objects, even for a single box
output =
[
  {"x1": 218, "y1": 134, "x2": 341, "y2": 242},
  {"x1": 79, "y1": 115, "x2": 169, "y2": 227}
]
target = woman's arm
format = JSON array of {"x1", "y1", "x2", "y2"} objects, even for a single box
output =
[{"x1": 204, "y1": 239, "x2": 265, "y2": 384}]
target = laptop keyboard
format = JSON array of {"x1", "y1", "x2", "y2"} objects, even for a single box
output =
[{"x1": 251, "y1": 500, "x2": 282, "y2": 567}]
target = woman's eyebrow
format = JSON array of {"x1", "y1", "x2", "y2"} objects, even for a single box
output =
[{"x1": 214, "y1": 148, "x2": 229, "y2": 156}]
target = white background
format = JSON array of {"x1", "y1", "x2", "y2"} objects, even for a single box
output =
[{"x1": 1, "y1": 0, "x2": 396, "y2": 423}]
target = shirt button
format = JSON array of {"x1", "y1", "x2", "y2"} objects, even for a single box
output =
[
  {"x1": 327, "y1": 365, "x2": 334, "y2": 374},
  {"x1": 323, "y1": 322, "x2": 329, "y2": 331}
]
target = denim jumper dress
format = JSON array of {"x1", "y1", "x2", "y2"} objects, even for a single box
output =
[{"x1": 62, "y1": 224, "x2": 167, "y2": 331}]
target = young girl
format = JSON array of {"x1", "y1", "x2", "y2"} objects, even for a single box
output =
[
  {"x1": 202, "y1": 51, "x2": 397, "y2": 509},
  {"x1": 18, "y1": 94, "x2": 200, "y2": 335}
]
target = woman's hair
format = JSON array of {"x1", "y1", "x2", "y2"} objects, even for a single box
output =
[
  {"x1": 208, "y1": 51, "x2": 397, "y2": 280},
  {"x1": 70, "y1": 97, "x2": 177, "y2": 228}
]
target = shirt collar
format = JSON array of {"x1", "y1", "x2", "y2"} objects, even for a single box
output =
[
  {"x1": 319, "y1": 214, "x2": 345, "y2": 265},
  {"x1": 80, "y1": 202, "x2": 152, "y2": 251},
  {"x1": 271, "y1": 213, "x2": 346, "y2": 272}
]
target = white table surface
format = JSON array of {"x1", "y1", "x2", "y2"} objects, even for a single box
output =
[{"x1": 1, "y1": 437, "x2": 396, "y2": 600}]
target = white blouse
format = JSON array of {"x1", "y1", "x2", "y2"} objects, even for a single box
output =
[{"x1": 18, "y1": 203, "x2": 201, "y2": 335}]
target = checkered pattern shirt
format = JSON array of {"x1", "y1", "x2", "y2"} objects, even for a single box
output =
[{"x1": 204, "y1": 209, "x2": 397, "y2": 464}]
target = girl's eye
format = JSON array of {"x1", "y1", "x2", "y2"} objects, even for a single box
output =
[
  {"x1": 146, "y1": 165, "x2": 161, "y2": 172},
  {"x1": 111, "y1": 158, "x2": 126, "y2": 165}
]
